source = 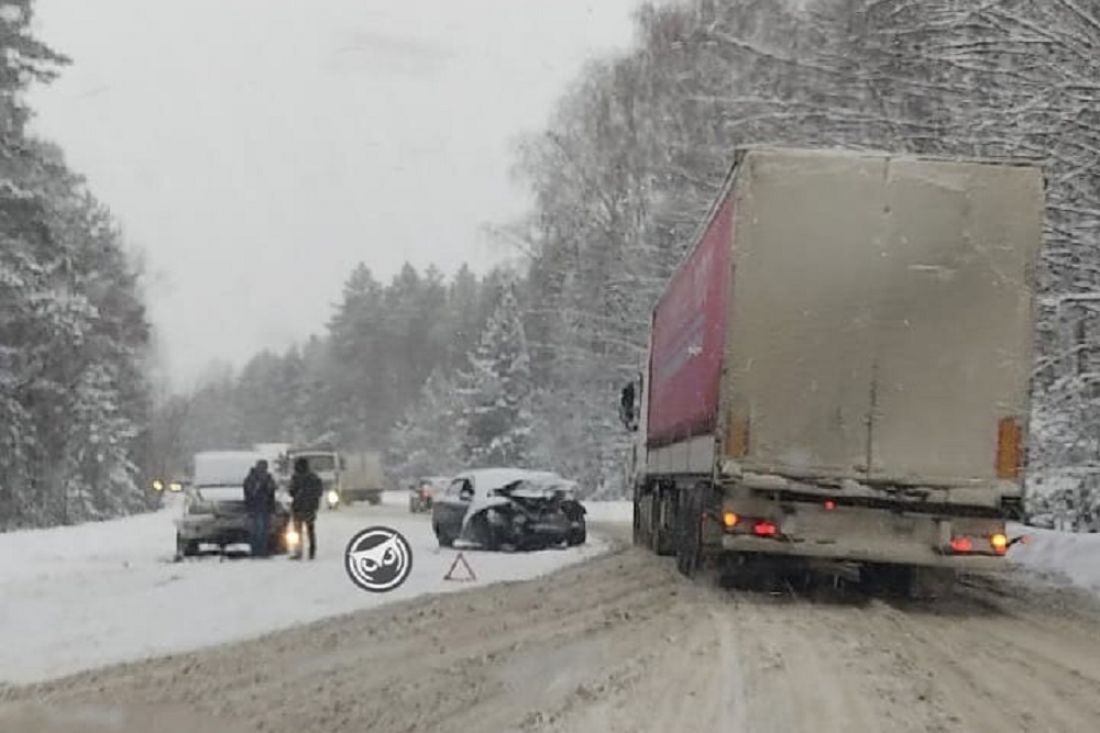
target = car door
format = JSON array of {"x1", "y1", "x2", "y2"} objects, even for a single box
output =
[{"x1": 434, "y1": 477, "x2": 473, "y2": 534}]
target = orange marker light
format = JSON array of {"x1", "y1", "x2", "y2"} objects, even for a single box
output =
[
  {"x1": 990, "y1": 533, "x2": 1009, "y2": 555},
  {"x1": 722, "y1": 511, "x2": 739, "y2": 529}
]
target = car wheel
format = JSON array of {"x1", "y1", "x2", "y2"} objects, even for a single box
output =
[
  {"x1": 267, "y1": 531, "x2": 287, "y2": 555},
  {"x1": 176, "y1": 533, "x2": 199, "y2": 557},
  {"x1": 567, "y1": 520, "x2": 587, "y2": 547},
  {"x1": 470, "y1": 513, "x2": 498, "y2": 551},
  {"x1": 434, "y1": 523, "x2": 455, "y2": 548}
]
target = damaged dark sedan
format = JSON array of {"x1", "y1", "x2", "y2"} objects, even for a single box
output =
[{"x1": 432, "y1": 469, "x2": 587, "y2": 551}]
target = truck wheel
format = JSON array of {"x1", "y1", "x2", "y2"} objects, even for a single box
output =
[
  {"x1": 909, "y1": 568, "x2": 957, "y2": 601},
  {"x1": 653, "y1": 490, "x2": 677, "y2": 557},
  {"x1": 676, "y1": 487, "x2": 703, "y2": 577},
  {"x1": 861, "y1": 563, "x2": 955, "y2": 600},
  {"x1": 632, "y1": 496, "x2": 651, "y2": 548}
]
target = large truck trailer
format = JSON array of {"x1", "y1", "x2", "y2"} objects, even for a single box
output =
[{"x1": 622, "y1": 147, "x2": 1043, "y2": 593}]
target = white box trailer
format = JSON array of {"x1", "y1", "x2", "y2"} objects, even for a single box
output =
[{"x1": 626, "y1": 147, "x2": 1043, "y2": 588}]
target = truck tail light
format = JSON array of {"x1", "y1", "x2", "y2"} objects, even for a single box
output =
[
  {"x1": 990, "y1": 533, "x2": 1008, "y2": 555},
  {"x1": 753, "y1": 521, "x2": 778, "y2": 538},
  {"x1": 996, "y1": 417, "x2": 1022, "y2": 480},
  {"x1": 949, "y1": 536, "x2": 973, "y2": 553}
]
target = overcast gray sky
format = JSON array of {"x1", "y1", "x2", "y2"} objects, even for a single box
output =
[{"x1": 28, "y1": 0, "x2": 646, "y2": 388}]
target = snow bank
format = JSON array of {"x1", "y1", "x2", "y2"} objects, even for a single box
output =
[
  {"x1": 1009, "y1": 524, "x2": 1100, "y2": 598},
  {"x1": 582, "y1": 501, "x2": 633, "y2": 523},
  {"x1": 0, "y1": 500, "x2": 609, "y2": 685}
]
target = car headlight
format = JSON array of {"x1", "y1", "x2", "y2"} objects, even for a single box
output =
[
  {"x1": 285, "y1": 527, "x2": 300, "y2": 546},
  {"x1": 169, "y1": 482, "x2": 183, "y2": 492},
  {"x1": 152, "y1": 479, "x2": 164, "y2": 492},
  {"x1": 327, "y1": 489, "x2": 340, "y2": 505}
]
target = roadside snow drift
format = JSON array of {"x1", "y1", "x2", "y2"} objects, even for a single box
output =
[
  {"x1": 0, "y1": 496, "x2": 611, "y2": 685},
  {"x1": 1009, "y1": 524, "x2": 1100, "y2": 597}
]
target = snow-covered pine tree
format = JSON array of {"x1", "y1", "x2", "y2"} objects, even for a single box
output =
[
  {"x1": 386, "y1": 368, "x2": 462, "y2": 482},
  {"x1": 457, "y1": 279, "x2": 534, "y2": 468}
]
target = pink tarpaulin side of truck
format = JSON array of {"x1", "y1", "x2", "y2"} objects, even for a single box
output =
[{"x1": 646, "y1": 194, "x2": 735, "y2": 447}]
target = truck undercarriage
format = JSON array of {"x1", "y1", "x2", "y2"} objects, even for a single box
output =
[{"x1": 633, "y1": 476, "x2": 1019, "y2": 597}]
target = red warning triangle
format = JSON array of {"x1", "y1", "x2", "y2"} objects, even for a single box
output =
[{"x1": 444, "y1": 552, "x2": 477, "y2": 582}]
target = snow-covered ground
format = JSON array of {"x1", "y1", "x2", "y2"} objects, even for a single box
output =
[
  {"x1": 1008, "y1": 523, "x2": 1100, "y2": 597},
  {"x1": 0, "y1": 492, "x2": 615, "y2": 685}
]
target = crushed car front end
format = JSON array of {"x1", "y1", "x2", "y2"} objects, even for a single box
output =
[{"x1": 475, "y1": 480, "x2": 587, "y2": 550}]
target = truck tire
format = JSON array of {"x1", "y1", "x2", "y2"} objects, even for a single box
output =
[
  {"x1": 909, "y1": 567, "x2": 957, "y2": 601},
  {"x1": 653, "y1": 490, "x2": 677, "y2": 556},
  {"x1": 632, "y1": 494, "x2": 651, "y2": 548},
  {"x1": 676, "y1": 487, "x2": 703, "y2": 577},
  {"x1": 862, "y1": 564, "x2": 955, "y2": 600}
]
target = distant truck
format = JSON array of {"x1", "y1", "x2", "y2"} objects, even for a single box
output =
[
  {"x1": 621, "y1": 147, "x2": 1043, "y2": 595},
  {"x1": 285, "y1": 446, "x2": 385, "y2": 508}
]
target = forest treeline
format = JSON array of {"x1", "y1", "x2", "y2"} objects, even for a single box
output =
[
  {"x1": 137, "y1": 1, "x2": 1100, "y2": 524},
  {"x1": 1, "y1": 2, "x2": 153, "y2": 528}
]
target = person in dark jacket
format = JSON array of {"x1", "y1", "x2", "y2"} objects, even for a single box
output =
[
  {"x1": 243, "y1": 459, "x2": 277, "y2": 557},
  {"x1": 288, "y1": 457, "x2": 322, "y2": 560}
]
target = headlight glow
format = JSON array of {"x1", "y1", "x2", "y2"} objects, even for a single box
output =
[
  {"x1": 286, "y1": 527, "x2": 300, "y2": 547},
  {"x1": 169, "y1": 482, "x2": 183, "y2": 492},
  {"x1": 152, "y1": 479, "x2": 164, "y2": 492},
  {"x1": 327, "y1": 489, "x2": 340, "y2": 505}
]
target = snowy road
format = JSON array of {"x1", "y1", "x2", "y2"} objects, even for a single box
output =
[
  {"x1": 0, "y1": 494, "x2": 610, "y2": 685},
  {"x1": 4, "y1": 514, "x2": 1100, "y2": 732}
]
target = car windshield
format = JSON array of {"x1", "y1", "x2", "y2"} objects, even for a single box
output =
[
  {"x1": 5, "y1": 3, "x2": 1092, "y2": 731},
  {"x1": 195, "y1": 487, "x2": 245, "y2": 503},
  {"x1": 298, "y1": 455, "x2": 336, "y2": 472}
]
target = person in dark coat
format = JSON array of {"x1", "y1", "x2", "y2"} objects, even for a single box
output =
[
  {"x1": 243, "y1": 459, "x2": 277, "y2": 557},
  {"x1": 288, "y1": 457, "x2": 322, "y2": 560}
]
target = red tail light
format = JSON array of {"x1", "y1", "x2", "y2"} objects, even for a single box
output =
[
  {"x1": 753, "y1": 521, "x2": 778, "y2": 538},
  {"x1": 950, "y1": 536, "x2": 973, "y2": 553},
  {"x1": 824, "y1": 500, "x2": 836, "y2": 511}
]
